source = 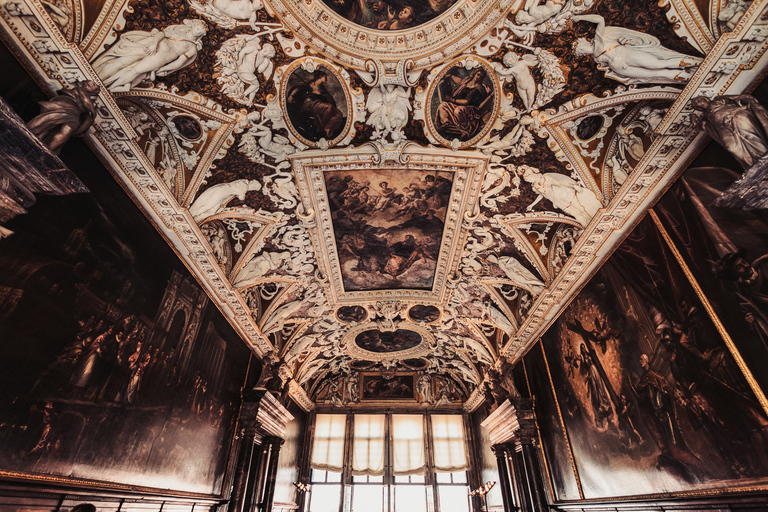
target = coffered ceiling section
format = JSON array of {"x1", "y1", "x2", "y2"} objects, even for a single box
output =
[{"x1": 2, "y1": 0, "x2": 768, "y2": 410}]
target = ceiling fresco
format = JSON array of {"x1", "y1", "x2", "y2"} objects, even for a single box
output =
[{"x1": 2, "y1": 0, "x2": 768, "y2": 411}]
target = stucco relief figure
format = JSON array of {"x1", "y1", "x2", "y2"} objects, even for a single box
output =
[
  {"x1": 188, "y1": 179, "x2": 261, "y2": 222},
  {"x1": 505, "y1": 0, "x2": 592, "y2": 44},
  {"x1": 417, "y1": 373, "x2": 432, "y2": 403},
  {"x1": 435, "y1": 67, "x2": 493, "y2": 141},
  {"x1": 216, "y1": 36, "x2": 275, "y2": 105},
  {"x1": 189, "y1": 0, "x2": 262, "y2": 29},
  {"x1": 571, "y1": 15, "x2": 702, "y2": 85},
  {"x1": 366, "y1": 84, "x2": 411, "y2": 142},
  {"x1": 718, "y1": 0, "x2": 749, "y2": 32},
  {"x1": 27, "y1": 81, "x2": 99, "y2": 155},
  {"x1": 346, "y1": 372, "x2": 359, "y2": 403},
  {"x1": 493, "y1": 52, "x2": 537, "y2": 112},
  {"x1": 92, "y1": 20, "x2": 207, "y2": 92},
  {"x1": 233, "y1": 250, "x2": 292, "y2": 286},
  {"x1": 487, "y1": 254, "x2": 546, "y2": 297},
  {"x1": 522, "y1": 165, "x2": 602, "y2": 227},
  {"x1": 691, "y1": 95, "x2": 768, "y2": 170}
]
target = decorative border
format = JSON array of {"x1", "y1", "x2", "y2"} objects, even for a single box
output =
[
  {"x1": 290, "y1": 145, "x2": 488, "y2": 306},
  {"x1": 264, "y1": 0, "x2": 517, "y2": 71}
]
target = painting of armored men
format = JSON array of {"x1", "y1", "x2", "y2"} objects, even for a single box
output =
[
  {"x1": 534, "y1": 214, "x2": 768, "y2": 499},
  {"x1": 324, "y1": 0, "x2": 457, "y2": 31},
  {"x1": 0, "y1": 164, "x2": 249, "y2": 494},
  {"x1": 325, "y1": 169, "x2": 452, "y2": 291},
  {"x1": 361, "y1": 373, "x2": 416, "y2": 401}
]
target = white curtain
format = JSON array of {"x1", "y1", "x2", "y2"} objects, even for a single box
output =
[
  {"x1": 392, "y1": 414, "x2": 425, "y2": 475},
  {"x1": 311, "y1": 414, "x2": 346, "y2": 472},
  {"x1": 352, "y1": 414, "x2": 386, "y2": 475},
  {"x1": 431, "y1": 414, "x2": 467, "y2": 472}
]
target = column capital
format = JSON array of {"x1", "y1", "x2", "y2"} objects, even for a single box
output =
[
  {"x1": 240, "y1": 390, "x2": 294, "y2": 443},
  {"x1": 480, "y1": 397, "x2": 537, "y2": 446}
]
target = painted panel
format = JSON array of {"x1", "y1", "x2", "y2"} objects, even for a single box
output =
[
  {"x1": 538, "y1": 214, "x2": 768, "y2": 499},
  {"x1": 0, "y1": 109, "x2": 249, "y2": 494}
]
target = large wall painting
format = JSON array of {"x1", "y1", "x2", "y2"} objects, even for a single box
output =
[
  {"x1": 325, "y1": 169, "x2": 452, "y2": 291},
  {"x1": 360, "y1": 373, "x2": 416, "y2": 401},
  {"x1": 531, "y1": 214, "x2": 768, "y2": 500},
  {"x1": 0, "y1": 133, "x2": 250, "y2": 494},
  {"x1": 322, "y1": 0, "x2": 458, "y2": 31}
]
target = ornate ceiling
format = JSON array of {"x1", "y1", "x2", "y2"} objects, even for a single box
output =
[{"x1": 2, "y1": 0, "x2": 768, "y2": 411}]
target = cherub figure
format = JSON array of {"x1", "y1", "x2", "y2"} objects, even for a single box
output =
[
  {"x1": 366, "y1": 84, "x2": 411, "y2": 142},
  {"x1": 237, "y1": 40, "x2": 275, "y2": 104},
  {"x1": 493, "y1": 51, "x2": 538, "y2": 111}
]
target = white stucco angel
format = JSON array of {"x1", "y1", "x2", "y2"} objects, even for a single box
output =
[
  {"x1": 189, "y1": 0, "x2": 262, "y2": 29},
  {"x1": 366, "y1": 84, "x2": 411, "y2": 142},
  {"x1": 233, "y1": 250, "x2": 292, "y2": 287},
  {"x1": 216, "y1": 35, "x2": 275, "y2": 105},
  {"x1": 487, "y1": 254, "x2": 546, "y2": 297},
  {"x1": 505, "y1": 0, "x2": 592, "y2": 44},
  {"x1": 201, "y1": 223, "x2": 228, "y2": 267},
  {"x1": 521, "y1": 165, "x2": 602, "y2": 227},
  {"x1": 417, "y1": 374, "x2": 432, "y2": 403},
  {"x1": 188, "y1": 178, "x2": 261, "y2": 222},
  {"x1": 571, "y1": 14, "x2": 702, "y2": 84},
  {"x1": 494, "y1": 51, "x2": 538, "y2": 112},
  {"x1": 92, "y1": 20, "x2": 207, "y2": 92}
]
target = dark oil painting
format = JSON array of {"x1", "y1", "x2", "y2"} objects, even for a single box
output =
[
  {"x1": 325, "y1": 169, "x2": 452, "y2": 291},
  {"x1": 408, "y1": 304, "x2": 440, "y2": 323},
  {"x1": 285, "y1": 65, "x2": 348, "y2": 145},
  {"x1": 354, "y1": 328, "x2": 421, "y2": 353},
  {"x1": 430, "y1": 65, "x2": 495, "y2": 143},
  {"x1": 361, "y1": 374, "x2": 416, "y2": 400},
  {"x1": 336, "y1": 305, "x2": 368, "y2": 323},
  {"x1": 0, "y1": 105, "x2": 249, "y2": 494},
  {"x1": 534, "y1": 214, "x2": 768, "y2": 499},
  {"x1": 323, "y1": 0, "x2": 457, "y2": 31}
]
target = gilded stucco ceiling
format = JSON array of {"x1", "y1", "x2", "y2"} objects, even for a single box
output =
[{"x1": 2, "y1": 0, "x2": 768, "y2": 410}]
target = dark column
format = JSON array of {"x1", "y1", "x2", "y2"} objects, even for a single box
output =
[
  {"x1": 227, "y1": 390, "x2": 294, "y2": 512},
  {"x1": 257, "y1": 437, "x2": 284, "y2": 512},
  {"x1": 481, "y1": 398, "x2": 548, "y2": 512},
  {"x1": 492, "y1": 444, "x2": 517, "y2": 512}
]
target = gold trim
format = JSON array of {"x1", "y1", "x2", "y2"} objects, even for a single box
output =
[
  {"x1": 522, "y1": 357, "x2": 555, "y2": 502},
  {"x1": 539, "y1": 341, "x2": 584, "y2": 499},
  {"x1": 649, "y1": 209, "x2": 768, "y2": 417}
]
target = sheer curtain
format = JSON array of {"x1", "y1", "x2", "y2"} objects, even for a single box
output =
[
  {"x1": 311, "y1": 413, "x2": 346, "y2": 472},
  {"x1": 431, "y1": 414, "x2": 467, "y2": 472},
  {"x1": 352, "y1": 414, "x2": 386, "y2": 475},
  {"x1": 392, "y1": 414, "x2": 425, "y2": 475}
]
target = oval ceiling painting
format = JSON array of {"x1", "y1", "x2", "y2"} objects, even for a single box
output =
[
  {"x1": 283, "y1": 64, "x2": 350, "y2": 147},
  {"x1": 408, "y1": 304, "x2": 441, "y2": 323},
  {"x1": 428, "y1": 61, "x2": 498, "y2": 148},
  {"x1": 324, "y1": 0, "x2": 458, "y2": 31},
  {"x1": 336, "y1": 305, "x2": 369, "y2": 323},
  {"x1": 354, "y1": 328, "x2": 422, "y2": 353}
]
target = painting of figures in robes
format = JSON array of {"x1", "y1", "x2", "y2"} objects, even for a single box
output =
[
  {"x1": 325, "y1": 169, "x2": 452, "y2": 291},
  {"x1": 0, "y1": 136, "x2": 250, "y2": 494},
  {"x1": 532, "y1": 213, "x2": 768, "y2": 500}
]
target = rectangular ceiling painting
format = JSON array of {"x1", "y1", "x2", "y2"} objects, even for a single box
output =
[{"x1": 324, "y1": 169, "x2": 452, "y2": 291}]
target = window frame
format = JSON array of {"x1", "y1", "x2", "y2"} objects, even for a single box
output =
[{"x1": 306, "y1": 411, "x2": 473, "y2": 512}]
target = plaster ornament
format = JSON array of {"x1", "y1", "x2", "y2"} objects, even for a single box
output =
[
  {"x1": 607, "y1": 127, "x2": 644, "y2": 185},
  {"x1": 215, "y1": 35, "x2": 275, "y2": 106},
  {"x1": 719, "y1": 0, "x2": 749, "y2": 33},
  {"x1": 571, "y1": 15, "x2": 702, "y2": 85},
  {"x1": 461, "y1": 225, "x2": 496, "y2": 275},
  {"x1": 233, "y1": 251, "x2": 291, "y2": 286},
  {"x1": 460, "y1": 335, "x2": 494, "y2": 364},
  {"x1": 494, "y1": 51, "x2": 538, "y2": 112},
  {"x1": 188, "y1": 179, "x2": 261, "y2": 222},
  {"x1": 262, "y1": 167, "x2": 300, "y2": 209},
  {"x1": 92, "y1": 20, "x2": 207, "y2": 92},
  {"x1": 200, "y1": 222, "x2": 229, "y2": 268},
  {"x1": 346, "y1": 372, "x2": 359, "y2": 403},
  {"x1": 487, "y1": 254, "x2": 546, "y2": 297},
  {"x1": 417, "y1": 373, "x2": 433, "y2": 403},
  {"x1": 188, "y1": 0, "x2": 262, "y2": 29},
  {"x1": 366, "y1": 84, "x2": 412, "y2": 142},
  {"x1": 504, "y1": 0, "x2": 594, "y2": 44},
  {"x1": 482, "y1": 297, "x2": 515, "y2": 335},
  {"x1": 479, "y1": 157, "x2": 522, "y2": 211},
  {"x1": 521, "y1": 165, "x2": 601, "y2": 227}
]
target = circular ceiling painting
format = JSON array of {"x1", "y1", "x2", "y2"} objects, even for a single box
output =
[
  {"x1": 324, "y1": 0, "x2": 458, "y2": 31},
  {"x1": 355, "y1": 328, "x2": 421, "y2": 352}
]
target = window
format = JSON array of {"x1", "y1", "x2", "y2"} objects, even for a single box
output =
[{"x1": 307, "y1": 413, "x2": 471, "y2": 512}]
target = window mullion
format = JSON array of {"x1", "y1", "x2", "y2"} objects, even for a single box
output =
[{"x1": 425, "y1": 413, "x2": 439, "y2": 512}]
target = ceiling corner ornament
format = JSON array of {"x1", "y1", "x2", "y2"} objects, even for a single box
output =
[
  {"x1": 291, "y1": 145, "x2": 488, "y2": 307},
  {"x1": 264, "y1": 0, "x2": 517, "y2": 72}
]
